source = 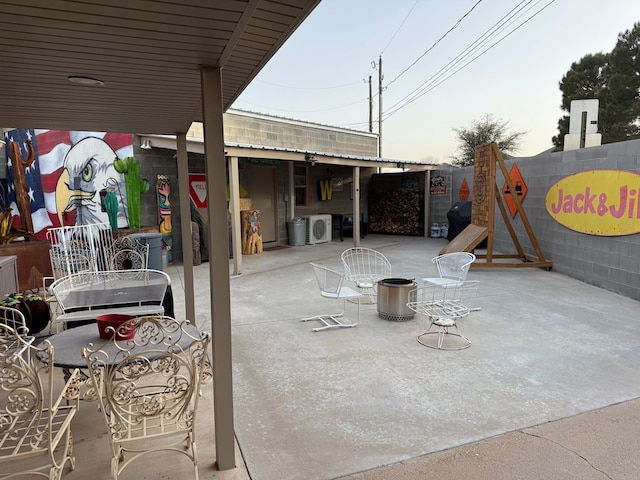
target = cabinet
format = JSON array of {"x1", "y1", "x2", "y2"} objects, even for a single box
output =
[{"x1": 0, "y1": 255, "x2": 19, "y2": 297}]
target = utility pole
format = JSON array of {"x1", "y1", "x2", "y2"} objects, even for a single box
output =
[
  {"x1": 368, "y1": 75, "x2": 373, "y2": 133},
  {"x1": 378, "y1": 55, "x2": 383, "y2": 158}
]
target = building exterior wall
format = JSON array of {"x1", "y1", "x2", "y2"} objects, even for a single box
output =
[
  {"x1": 219, "y1": 110, "x2": 379, "y2": 157},
  {"x1": 430, "y1": 140, "x2": 640, "y2": 301}
]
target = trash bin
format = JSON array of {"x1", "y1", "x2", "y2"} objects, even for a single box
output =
[
  {"x1": 129, "y1": 232, "x2": 164, "y2": 270},
  {"x1": 287, "y1": 218, "x2": 306, "y2": 246}
]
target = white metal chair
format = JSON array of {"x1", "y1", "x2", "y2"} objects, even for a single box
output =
[
  {"x1": 0, "y1": 308, "x2": 82, "y2": 479},
  {"x1": 109, "y1": 248, "x2": 146, "y2": 270},
  {"x1": 422, "y1": 252, "x2": 475, "y2": 287},
  {"x1": 302, "y1": 263, "x2": 362, "y2": 332},
  {"x1": 407, "y1": 281, "x2": 479, "y2": 350},
  {"x1": 82, "y1": 315, "x2": 211, "y2": 480},
  {"x1": 111, "y1": 235, "x2": 150, "y2": 270},
  {"x1": 340, "y1": 247, "x2": 391, "y2": 304}
]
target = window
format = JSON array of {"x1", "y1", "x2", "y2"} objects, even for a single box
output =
[{"x1": 294, "y1": 165, "x2": 309, "y2": 207}]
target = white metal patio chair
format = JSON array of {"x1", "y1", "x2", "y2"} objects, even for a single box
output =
[
  {"x1": 0, "y1": 310, "x2": 83, "y2": 480},
  {"x1": 341, "y1": 247, "x2": 391, "y2": 304},
  {"x1": 109, "y1": 248, "x2": 147, "y2": 270},
  {"x1": 82, "y1": 315, "x2": 211, "y2": 480},
  {"x1": 422, "y1": 252, "x2": 481, "y2": 312},
  {"x1": 407, "y1": 281, "x2": 479, "y2": 350},
  {"x1": 422, "y1": 252, "x2": 475, "y2": 287},
  {"x1": 302, "y1": 263, "x2": 362, "y2": 332}
]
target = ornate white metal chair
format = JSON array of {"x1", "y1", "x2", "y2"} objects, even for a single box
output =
[
  {"x1": 0, "y1": 307, "x2": 82, "y2": 479},
  {"x1": 302, "y1": 263, "x2": 362, "y2": 332},
  {"x1": 407, "y1": 281, "x2": 479, "y2": 350},
  {"x1": 109, "y1": 248, "x2": 146, "y2": 270},
  {"x1": 82, "y1": 315, "x2": 211, "y2": 480},
  {"x1": 111, "y1": 235, "x2": 150, "y2": 269},
  {"x1": 422, "y1": 252, "x2": 475, "y2": 287},
  {"x1": 340, "y1": 247, "x2": 391, "y2": 303}
]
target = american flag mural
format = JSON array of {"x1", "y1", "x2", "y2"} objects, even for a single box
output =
[{"x1": 3, "y1": 129, "x2": 133, "y2": 239}]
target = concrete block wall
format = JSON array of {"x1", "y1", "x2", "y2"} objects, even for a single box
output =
[
  {"x1": 222, "y1": 110, "x2": 378, "y2": 157},
  {"x1": 433, "y1": 140, "x2": 640, "y2": 301}
]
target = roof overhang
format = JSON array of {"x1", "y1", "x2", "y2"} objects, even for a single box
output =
[
  {"x1": 0, "y1": 1, "x2": 322, "y2": 134},
  {"x1": 140, "y1": 134, "x2": 438, "y2": 170}
]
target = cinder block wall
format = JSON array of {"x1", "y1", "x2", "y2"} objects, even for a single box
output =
[
  {"x1": 431, "y1": 140, "x2": 640, "y2": 300},
  {"x1": 223, "y1": 110, "x2": 378, "y2": 156}
]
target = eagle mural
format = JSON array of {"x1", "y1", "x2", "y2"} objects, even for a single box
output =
[{"x1": 55, "y1": 137, "x2": 128, "y2": 227}]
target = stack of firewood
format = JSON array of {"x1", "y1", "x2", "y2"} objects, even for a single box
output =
[{"x1": 369, "y1": 188, "x2": 423, "y2": 235}]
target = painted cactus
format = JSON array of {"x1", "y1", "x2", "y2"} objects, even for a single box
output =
[{"x1": 113, "y1": 156, "x2": 150, "y2": 228}]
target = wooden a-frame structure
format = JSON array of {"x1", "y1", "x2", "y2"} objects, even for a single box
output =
[{"x1": 440, "y1": 142, "x2": 552, "y2": 269}]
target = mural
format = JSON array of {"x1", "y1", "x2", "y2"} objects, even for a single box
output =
[
  {"x1": 157, "y1": 175, "x2": 172, "y2": 262},
  {"x1": 3, "y1": 129, "x2": 133, "y2": 239}
]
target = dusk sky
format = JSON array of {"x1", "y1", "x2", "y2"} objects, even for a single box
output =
[{"x1": 233, "y1": 0, "x2": 639, "y2": 163}]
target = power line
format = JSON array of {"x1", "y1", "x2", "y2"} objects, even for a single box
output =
[
  {"x1": 253, "y1": 78, "x2": 363, "y2": 90},
  {"x1": 385, "y1": 0, "x2": 484, "y2": 89},
  {"x1": 379, "y1": 0, "x2": 421, "y2": 55},
  {"x1": 234, "y1": 96, "x2": 370, "y2": 114},
  {"x1": 383, "y1": 0, "x2": 555, "y2": 120}
]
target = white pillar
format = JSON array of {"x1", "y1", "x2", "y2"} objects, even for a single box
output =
[{"x1": 228, "y1": 156, "x2": 242, "y2": 275}]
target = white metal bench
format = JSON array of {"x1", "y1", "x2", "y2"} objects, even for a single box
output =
[{"x1": 49, "y1": 269, "x2": 170, "y2": 326}]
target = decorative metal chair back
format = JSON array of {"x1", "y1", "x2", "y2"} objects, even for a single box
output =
[
  {"x1": 0, "y1": 307, "x2": 81, "y2": 478},
  {"x1": 110, "y1": 248, "x2": 146, "y2": 270},
  {"x1": 433, "y1": 252, "x2": 476, "y2": 282},
  {"x1": 47, "y1": 222, "x2": 115, "y2": 274},
  {"x1": 112, "y1": 235, "x2": 150, "y2": 268},
  {"x1": 82, "y1": 315, "x2": 211, "y2": 480}
]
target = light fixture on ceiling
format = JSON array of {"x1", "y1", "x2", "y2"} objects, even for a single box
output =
[
  {"x1": 67, "y1": 75, "x2": 105, "y2": 86},
  {"x1": 305, "y1": 153, "x2": 316, "y2": 166},
  {"x1": 140, "y1": 139, "x2": 152, "y2": 150}
]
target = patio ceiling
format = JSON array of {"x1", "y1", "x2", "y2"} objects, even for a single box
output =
[{"x1": 0, "y1": 0, "x2": 321, "y2": 134}]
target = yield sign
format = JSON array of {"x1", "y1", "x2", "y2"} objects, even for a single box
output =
[
  {"x1": 501, "y1": 163, "x2": 527, "y2": 218},
  {"x1": 189, "y1": 174, "x2": 207, "y2": 208}
]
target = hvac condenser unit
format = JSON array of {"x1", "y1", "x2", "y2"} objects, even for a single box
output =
[{"x1": 303, "y1": 214, "x2": 332, "y2": 244}]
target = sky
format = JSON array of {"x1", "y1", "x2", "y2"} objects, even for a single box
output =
[{"x1": 231, "y1": 0, "x2": 640, "y2": 164}]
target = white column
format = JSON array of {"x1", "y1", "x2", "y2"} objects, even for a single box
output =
[{"x1": 228, "y1": 156, "x2": 242, "y2": 275}]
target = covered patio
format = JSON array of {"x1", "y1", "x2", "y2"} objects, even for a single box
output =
[{"x1": 40, "y1": 233, "x2": 640, "y2": 479}]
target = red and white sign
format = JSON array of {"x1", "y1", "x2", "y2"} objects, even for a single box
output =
[{"x1": 189, "y1": 174, "x2": 207, "y2": 208}]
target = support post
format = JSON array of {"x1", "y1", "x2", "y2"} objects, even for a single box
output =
[
  {"x1": 200, "y1": 66, "x2": 236, "y2": 470},
  {"x1": 176, "y1": 133, "x2": 195, "y2": 321}
]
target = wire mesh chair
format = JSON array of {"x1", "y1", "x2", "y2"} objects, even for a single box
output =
[
  {"x1": 82, "y1": 315, "x2": 211, "y2": 480},
  {"x1": 302, "y1": 263, "x2": 362, "y2": 332},
  {"x1": 0, "y1": 308, "x2": 83, "y2": 479},
  {"x1": 422, "y1": 252, "x2": 475, "y2": 287},
  {"x1": 407, "y1": 281, "x2": 479, "y2": 350},
  {"x1": 340, "y1": 247, "x2": 391, "y2": 304}
]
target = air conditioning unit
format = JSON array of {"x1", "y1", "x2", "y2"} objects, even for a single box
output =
[{"x1": 303, "y1": 214, "x2": 332, "y2": 244}]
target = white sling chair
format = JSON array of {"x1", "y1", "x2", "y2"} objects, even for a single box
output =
[{"x1": 302, "y1": 263, "x2": 362, "y2": 332}]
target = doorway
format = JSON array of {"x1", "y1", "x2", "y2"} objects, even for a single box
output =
[{"x1": 249, "y1": 165, "x2": 277, "y2": 243}]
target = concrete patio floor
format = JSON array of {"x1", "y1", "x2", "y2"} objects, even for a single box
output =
[{"x1": 33, "y1": 234, "x2": 640, "y2": 479}]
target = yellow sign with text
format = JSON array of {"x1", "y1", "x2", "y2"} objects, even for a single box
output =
[{"x1": 545, "y1": 170, "x2": 640, "y2": 236}]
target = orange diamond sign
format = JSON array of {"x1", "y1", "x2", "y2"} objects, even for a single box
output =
[{"x1": 502, "y1": 163, "x2": 527, "y2": 218}]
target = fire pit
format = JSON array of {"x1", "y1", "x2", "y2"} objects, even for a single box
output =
[{"x1": 377, "y1": 278, "x2": 417, "y2": 321}]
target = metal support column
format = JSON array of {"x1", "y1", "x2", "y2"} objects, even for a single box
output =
[
  {"x1": 176, "y1": 133, "x2": 195, "y2": 321},
  {"x1": 200, "y1": 66, "x2": 235, "y2": 470}
]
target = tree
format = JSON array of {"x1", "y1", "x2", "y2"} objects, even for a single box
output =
[
  {"x1": 451, "y1": 114, "x2": 525, "y2": 167},
  {"x1": 553, "y1": 23, "x2": 640, "y2": 149}
]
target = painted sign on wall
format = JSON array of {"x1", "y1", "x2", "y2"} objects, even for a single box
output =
[{"x1": 545, "y1": 170, "x2": 640, "y2": 236}]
